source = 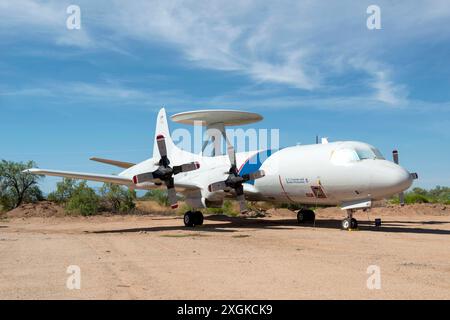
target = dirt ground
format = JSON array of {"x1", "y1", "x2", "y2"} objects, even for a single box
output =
[{"x1": 0, "y1": 203, "x2": 449, "y2": 299}]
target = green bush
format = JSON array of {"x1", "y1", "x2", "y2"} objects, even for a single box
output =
[
  {"x1": 47, "y1": 178, "x2": 76, "y2": 204},
  {"x1": 204, "y1": 200, "x2": 239, "y2": 216},
  {"x1": 100, "y1": 183, "x2": 136, "y2": 213},
  {"x1": 390, "y1": 186, "x2": 450, "y2": 204},
  {"x1": 404, "y1": 193, "x2": 430, "y2": 204},
  {"x1": 142, "y1": 189, "x2": 169, "y2": 206},
  {"x1": 65, "y1": 181, "x2": 99, "y2": 216}
]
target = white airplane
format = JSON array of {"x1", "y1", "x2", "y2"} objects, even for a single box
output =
[{"x1": 26, "y1": 108, "x2": 417, "y2": 230}]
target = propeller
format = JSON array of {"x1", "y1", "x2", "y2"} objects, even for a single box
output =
[
  {"x1": 392, "y1": 150, "x2": 405, "y2": 206},
  {"x1": 132, "y1": 134, "x2": 200, "y2": 209},
  {"x1": 208, "y1": 140, "x2": 265, "y2": 213}
]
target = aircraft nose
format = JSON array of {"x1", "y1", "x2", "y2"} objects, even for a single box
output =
[
  {"x1": 388, "y1": 165, "x2": 413, "y2": 192},
  {"x1": 371, "y1": 161, "x2": 413, "y2": 194}
]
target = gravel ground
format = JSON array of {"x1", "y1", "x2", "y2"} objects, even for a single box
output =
[{"x1": 0, "y1": 207, "x2": 449, "y2": 299}]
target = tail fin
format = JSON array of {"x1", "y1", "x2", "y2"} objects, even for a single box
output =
[{"x1": 152, "y1": 108, "x2": 176, "y2": 158}]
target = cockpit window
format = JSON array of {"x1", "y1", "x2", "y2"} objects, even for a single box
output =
[
  {"x1": 331, "y1": 146, "x2": 384, "y2": 164},
  {"x1": 355, "y1": 147, "x2": 385, "y2": 160},
  {"x1": 371, "y1": 148, "x2": 385, "y2": 160},
  {"x1": 331, "y1": 148, "x2": 360, "y2": 164}
]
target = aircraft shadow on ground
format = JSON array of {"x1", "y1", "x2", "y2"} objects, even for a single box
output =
[{"x1": 91, "y1": 214, "x2": 450, "y2": 236}]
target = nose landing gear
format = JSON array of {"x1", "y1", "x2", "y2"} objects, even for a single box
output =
[
  {"x1": 183, "y1": 211, "x2": 204, "y2": 227},
  {"x1": 341, "y1": 209, "x2": 358, "y2": 230}
]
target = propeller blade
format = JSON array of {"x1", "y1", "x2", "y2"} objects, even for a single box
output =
[
  {"x1": 132, "y1": 172, "x2": 155, "y2": 184},
  {"x1": 173, "y1": 161, "x2": 200, "y2": 175},
  {"x1": 237, "y1": 193, "x2": 247, "y2": 213},
  {"x1": 156, "y1": 134, "x2": 168, "y2": 158},
  {"x1": 165, "y1": 177, "x2": 178, "y2": 209},
  {"x1": 393, "y1": 150, "x2": 407, "y2": 206},
  {"x1": 226, "y1": 144, "x2": 236, "y2": 168},
  {"x1": 399, "y1": 192, "x2": 405, "y2": 206},
  {"x1": 392, "y1": 150, "x2": 399, "y2": 164},
  {"x1": 208, "y1": 181, "x2": 228, "y2": 192},
  {"x1": 235, "y1": 182, "x2": 246, "y2": 213}
]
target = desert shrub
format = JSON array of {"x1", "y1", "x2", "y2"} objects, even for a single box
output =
[
  {"x1": 390, "y1": 186, "x2": 450, "y2": 204},
  {"x1": 66, "y1": 181, "x2": 99, "y2": 216},
  {"x1": 142, "y1": 189, "x2": 169, "y2": 206},
  {"x1": 404, "y1": 193, "x2": 430, "y2": 204},
  {"x1": 100, "y1": 183, "x2": 136, "y2": 213},
  {"x1": 47, "y1": 178, "x2": 76, "y2": 204},
  {"x1": 204, "y1": 200, "x2": 239, "y2": 216}
]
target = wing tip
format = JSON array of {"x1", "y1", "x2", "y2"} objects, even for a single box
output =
[{"x1": 22, "y1": 168, "x2": 39, "y2": 174}]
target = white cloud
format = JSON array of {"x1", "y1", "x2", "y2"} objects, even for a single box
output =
[{"x1": 1, "y1": 0, "x2": 450, "y2": 107}]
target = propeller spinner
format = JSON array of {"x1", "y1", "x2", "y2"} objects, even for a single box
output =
[
  {"x1": 132, "y1": 134, "x2": 200, "y2": 209},
  {"x1": 208, "y1": 142, "x2": 265, "y2": 213}
]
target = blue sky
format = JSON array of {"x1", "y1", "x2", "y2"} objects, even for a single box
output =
[{"x1": 1, "y1": 0, "x2": 449, "y2": 193}]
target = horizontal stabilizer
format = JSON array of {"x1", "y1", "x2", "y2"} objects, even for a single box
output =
[
  {"x1": 24, "y1": 168, "x2": 133, "y2": 185},
  {"x1": 89, "y1": 157, "x2": 135, "y2": 169}
]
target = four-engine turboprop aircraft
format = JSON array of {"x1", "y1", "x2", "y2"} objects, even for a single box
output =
[{"x1": 25, "y1": 108, "x2": 417, "y2": 230}]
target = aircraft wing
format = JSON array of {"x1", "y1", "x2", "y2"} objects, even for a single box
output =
[
  {"x1": 24, "y1": 168, "x2": 134, "y2": 186},
  {"x1": 24, "y1": 168, "x2": 200, "y2": 192},
  {"x1": 89, "y1": 157, "x2": 136, "y2": 169}
]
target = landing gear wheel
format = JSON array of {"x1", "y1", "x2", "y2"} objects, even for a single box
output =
[
  {"x1": 297, "y1": 209, "x2": 315, "y2": 223},
  {"x1": 341, "y1": 218, "x2": 351, "y2": 230},
  {"x1": 297, "y1": 211, "x2": 305, "y2": 223},
  {"x1": 183, "y1": 211, "x2": 195, "y2": 227},
  {"x1": 341, "y1": 218, "x2": 358, "y2": 230},
  {"x1": 193, "y1": 211, "x2": 204, "y2": 226},
  {"x1": 184, "y1": 211, "x2": 203, "y2": 227}
]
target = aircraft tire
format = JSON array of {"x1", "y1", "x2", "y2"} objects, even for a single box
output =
[
  {"x1": 305, "y1": 210, "x2": 315, "y2": 222},
  {"x1": 342, "y1": 218, "x2": 358, "y2": 230},
  {"x1": 297, "y1": 211, "x2": 305, "y2": 223},
  {"x1": 193, "y1": 211, "x2": 204, "y2": 226},
  {"x1": 341, "y1": 218, "x2": 351, "y2": 230},
  {"x1": 184, "y1": 211, "x2": 195, "y2": 227},
  {"x1": 297, "y1": 209, "x2": 315, "y2": 223}
]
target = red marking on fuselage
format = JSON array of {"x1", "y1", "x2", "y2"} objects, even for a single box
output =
[{"x1": 278, "y1": 175, "x2": 295, "y2": 203}]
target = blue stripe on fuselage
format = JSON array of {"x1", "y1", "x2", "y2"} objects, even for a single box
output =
[{"x1": 238, "y1": 149, "x2": 273, "y2": 185}]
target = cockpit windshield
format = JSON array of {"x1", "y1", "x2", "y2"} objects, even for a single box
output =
[
  {"x1": 331, "y1": 146, "x2": 384, "y2": 164},
  {"x1": 355, "y1": 147, "x2": 385, "y2": 160}
]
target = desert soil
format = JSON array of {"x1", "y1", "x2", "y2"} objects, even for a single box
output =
[{"x1": 0, "y1": 203, "x2": 449, "y2": 299}]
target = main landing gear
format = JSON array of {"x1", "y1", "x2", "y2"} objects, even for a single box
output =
[
  {"x1": 183, "y1": 211, "x2": 204, "y2": 227},
  {"x1": 297, "y1": 208, "x2": 316, "y2": 223},
  {"x1": 341, "y1": 209, "x2": 358, "y2": 230}
]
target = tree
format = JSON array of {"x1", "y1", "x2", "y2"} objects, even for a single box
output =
[
  {"x1": 0, "y1": 160, "x2": 43, "y2": 210},
  {"x1": 99, "y1": 183, "x2": 136, "y2": 213},
  {"x1": 47, "y1": 178, "x2": 76, "y2": 203}
]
